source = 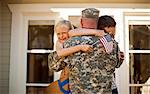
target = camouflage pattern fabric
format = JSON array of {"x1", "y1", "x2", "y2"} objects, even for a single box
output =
[
  {"x1": 115, "y1": 44, "x2": 123, "y2": 68},
  {"x1": 48, "y1": 35, "x2": 121, "y2": 94},
  {"x1": 48, "y1": 51, "x2": 66, "y2": 72},
  {"x1": 82, "y1": 8, "x2": 99, "y2": 19}
]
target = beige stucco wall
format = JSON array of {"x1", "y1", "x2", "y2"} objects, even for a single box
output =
[{"x1": 6, "y1": 0, "x2": 150, "y2": 4}]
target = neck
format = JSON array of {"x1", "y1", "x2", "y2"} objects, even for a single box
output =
[
  {"x1": 81, "y1": 18, "x2": 97, "y2": 29},
  {"x1": 82, "y1": 26, "x2": 96, "y2": 29}
]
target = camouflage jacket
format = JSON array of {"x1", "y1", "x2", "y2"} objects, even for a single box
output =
[{"x1": 48, "y1": 35, "x2": 120, "y2": 94}]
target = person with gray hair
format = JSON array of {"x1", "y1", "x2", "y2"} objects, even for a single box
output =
[{"x1": 49, "y1": 8, "x2": 119, "y2": 94}]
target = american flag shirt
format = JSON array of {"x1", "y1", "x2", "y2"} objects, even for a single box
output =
[{"x1": 100, "y1": 34, "x2": 113, "y2": 54}]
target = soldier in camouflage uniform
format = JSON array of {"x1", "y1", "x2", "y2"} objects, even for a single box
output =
[{"x1": 49, "y1": 8, "x2": 120, "y2": 94}]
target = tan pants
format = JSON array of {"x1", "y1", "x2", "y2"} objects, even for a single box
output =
[{"x1": 46, "y1": 67, "x2": 69, "y2": 94}]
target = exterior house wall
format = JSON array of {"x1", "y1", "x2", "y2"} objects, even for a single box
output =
[
  {"x1": 0, "y1": 0, "x2": 149, "y2": 94},
  {"x1": 0, "y1": 2, "x2": 1, "y2": 51},
  {"x1": 0, "y1": 1, "x2": 11, "y2": 94},
  {"x1": 8, "y1": 3, "x2": 150, "y2": 94},
  {"x1": 6, "y1": 0, "x2": 150, "y2": 4}
]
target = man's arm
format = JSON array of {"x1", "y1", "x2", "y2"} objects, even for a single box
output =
[
  {"x1": 69, "y1": 28, "x2": 105, "y2": 37},
  {"x1": 48, "y1": 40, "x2": 92, "y2": 72},
  {"x1": 48, "y1": 51, "x2": 66, "y2": 72},
  {"x1": 69, "y1": 28, "x2": 114, "y2": 54},
  {"x1": 62, "y1": 37, "x2": 84, "y2": 66},
  {"x1": 57, "y1": 45, "x2": 92, "y2": 57}
]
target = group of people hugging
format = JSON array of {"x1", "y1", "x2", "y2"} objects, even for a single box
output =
[{"x1": 47, "y1": 8, "x2": 124, "y2": 94}]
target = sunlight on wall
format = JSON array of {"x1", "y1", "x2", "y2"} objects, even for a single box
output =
[{"x1": 51, "y1": 8, "x2": 82, "y2": 20}]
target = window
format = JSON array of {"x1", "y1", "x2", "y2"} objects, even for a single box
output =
[
  {"x1": 126, "y1": 16, "x2": 150, "y2": 94},
  {"x1": 26, "y1": 20, "x2": 55, "y2": 94}
]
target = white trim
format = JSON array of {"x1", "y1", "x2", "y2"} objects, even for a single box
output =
[
  {"x1": 26, "y1": 83, "x2": 50, "y2": 87},
  {"x1": 129, "y1": 50, "x2": 150, "y2": 53},
  {"x1": 129, "y1": 20, "x2": 150, "y2": 25},
  {"x1": 9, "y1": 5, "x2": 59, "y2": 94},
  {"x1": 129, "y1": 84, "x2": 150, "y2": 86},
  {"x1": 29, "y1": 20, "x2": 55, "y2": 25},
  {"x1": 9, "y1": 12, "x2": 27, "y2": 94},
  {"x1": 27, "y1": 49, "x2": 54, "y2": 53},
  {"x1": 125, "y1": 15, "x2": 150, "y2": 94},
  {"x1": 126, "y1": 16, "x2": 150, "y2": 25}
]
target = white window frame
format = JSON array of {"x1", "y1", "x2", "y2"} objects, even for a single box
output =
[
  {"x1": 8, "y1": 6, "x2": 59, "y2": 94},
  {"x1": 125, "y1": 15, "x2": 150, "y2": 94}
]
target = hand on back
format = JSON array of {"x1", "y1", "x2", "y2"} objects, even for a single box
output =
[
  {"x1": 80, "y1": 45, "x2": 93, "y2": 52},
  {"x1": 119, "y1": 51, "x2": 124, "y2": 61}
]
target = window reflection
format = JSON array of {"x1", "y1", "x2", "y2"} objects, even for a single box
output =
[
  {"x1": 28, "y1": 21, "x2": 54, "y2": 50},
  {"x1": 130, "y1": 86, "x2": 141, "y2": 94},
  {"x1": 27, "y1": 20, "x2": 54, "y2": 84},
  {"x1": 130, "y1": 85, "x2": 150, "y2": 94},
  {"x1": 129, "y1": 25, "x2": 150, "y2": 50},
  {"x1": 141, "y1": 78, "x2": 150, "y2": 94},
  {"x1": 26, "y1": 86, "x2": 47, "y2": 94},
  {"x1": 129, "y1": 53, "x2": 150, "y2": 84},
  {"x1": 27, "y1": 54, "x2": 54, "y2": 83}
]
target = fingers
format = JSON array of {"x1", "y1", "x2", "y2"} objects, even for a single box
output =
[
  {"x1": 87, "y1": 46, "x2": 93, "y2": 52},
  {"x1": 82, "y1": 45, "x2": 93, "y2": 52},
  {"x1": 119, "y1": 52, "x2": 124, "y2": 59},
  {"x1": 84, "y1": 45, "x2": 93, "y2": 52}
]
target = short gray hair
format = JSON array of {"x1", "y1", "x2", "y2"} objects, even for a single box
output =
[{"x1": 55, "y1": 20, "x2": 72, "y2": 31}]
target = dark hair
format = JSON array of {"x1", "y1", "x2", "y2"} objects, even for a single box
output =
[{"x1": 97, "y1": 15, "x2": 116, "y2": 30}]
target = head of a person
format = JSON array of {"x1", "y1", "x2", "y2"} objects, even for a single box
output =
[
  {"x1": 97, "y1": 15, "x2": 116, "y2": 38},
  {"x1": 81, "y1": 8, "x2": 99, "y2": 29},
  {"x1": 55, "y1": 20, "x2": 72, "y2": 43}
]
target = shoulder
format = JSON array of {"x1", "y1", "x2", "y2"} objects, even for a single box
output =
[
  {"x1": 63, "y1": 36, "x2": 83, "y2": 47},
  {"x1": 56, "y1": 40, "x2": 63, "y2": 50},
  {"x1": 56, "y1": 40, "x2": 62, "y2": 46},
  {"x1": 64, "y1": 36, "x2": 82, "y2": 43}
]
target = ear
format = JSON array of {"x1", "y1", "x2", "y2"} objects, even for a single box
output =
[{"x1": 104, "y1": 27, "x2": 109, "y2": 33}]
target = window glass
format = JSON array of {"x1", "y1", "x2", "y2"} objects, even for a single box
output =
[
  {"x1": 27, "y1": 20, "x2": 54, "y2": 84},
  {"x1": 130, "y1": 86, "x2": 150, "y2": 94},
  {"x1": 28, "y1": 20, "x2": 54, "y2": 50},
  {"x1": 27, "y1": 53, "x2": 54, "y2": 83},
  {"x1": 129, "y1": 53, "x2": 150, "y2": 84},
  {"x1": 129, "y1": 25, "x2": 150, "y2": 50},
  {"x1": 26, "y1": 86, "x2": 47, "y2": 94}
]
